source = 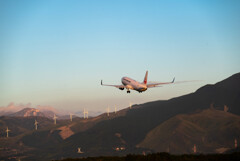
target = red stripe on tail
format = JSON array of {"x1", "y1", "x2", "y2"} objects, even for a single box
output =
[{"x1": 143, "y1": 71, "x2": 148, "y2": 84}]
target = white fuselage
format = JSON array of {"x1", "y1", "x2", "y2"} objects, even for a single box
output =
[
  {"x1": 101, "y1": 71, "x2": 175, "y2": 94},
  {"x1": 121, "y1": 77, "x2": 147, "y2": 92}
]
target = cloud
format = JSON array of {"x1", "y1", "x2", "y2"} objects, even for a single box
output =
[
  {"x1": 0, "y1": 102, "x2": 75, "y2": 116},
  {"x1": 0, "y1": 102, "x2": 27, "y2": 113}
]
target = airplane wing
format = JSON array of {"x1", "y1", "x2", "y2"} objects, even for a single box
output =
[
  {"x1": 147, "y1": 78, "x2": 175, "y2": 88},
  {"x1": 101, "y1": 80, "x2": 125, "y2": 89}
]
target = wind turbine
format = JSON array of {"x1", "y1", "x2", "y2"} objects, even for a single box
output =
[
  {"x1": 193, "y1": 144, "x2": 197, "y2": 153},
  {"x1": 70, "y1": 113, "x2": 73, "y2": 122},
  {"x1": 77, "y1": 147, "x2": 84, "y2": 153},
  {"x1": 83, "y1": 108, "x2": 88, "y2": 119},
  {"x1": 34, "y1": 119, "x2": 38, "y2": 130},
  {"x1": 107, "y1": 106, "x2": 110, "y2": 116},
  {"x1": 6, "y1": 127, "x2": 10, "y2": 138},
  {"x1": 166, "y1": 145, "x2": 170, "y2": 153},
  {"x1": 129, "y1": 102, "x2": 132, "y2": 109},
  {"x1": 53, "y1": 114, "x2": 57, "y2": 124},
  {"x1": 235, "y1": 138, "x2": 238, "y2": 148}
]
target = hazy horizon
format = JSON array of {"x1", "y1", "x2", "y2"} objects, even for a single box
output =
[{"x1": 1, "y1": 0, "x2": 239, "y2": 112}]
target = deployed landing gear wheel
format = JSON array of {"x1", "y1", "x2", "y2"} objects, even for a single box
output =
[{"x1": 127, "y1": 90, "x2": 130, "y2": 93}]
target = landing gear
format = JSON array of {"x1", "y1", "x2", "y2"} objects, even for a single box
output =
[{"x1": 127, "y1": 90, "x2": 130, "y2": 93}]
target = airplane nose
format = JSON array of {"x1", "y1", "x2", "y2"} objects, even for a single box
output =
[
  {"x1": 121, "y1": 77, "x2": 127, "y2": 84},
  {"x1": 121, "y1": 77, "x2": 124, "y2": 84}
]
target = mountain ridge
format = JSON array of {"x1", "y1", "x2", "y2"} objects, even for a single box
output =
[
  {"x1": 0, "y1": 72, "x2": 240, "y2": 160},
  {"x1": 57, "y1": 72, "x2": 240, "y2": 157},
  {"x1": 138, "y1": 108, "x2": 240, "y2": 154}
]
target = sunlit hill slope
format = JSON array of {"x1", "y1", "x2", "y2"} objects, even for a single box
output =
[
  {"x1": 0, "y1": 72, "x2": 239, "y2": 161},
  {"x1": 138, "y1": 109, "x2": 240, "y2": 154}
]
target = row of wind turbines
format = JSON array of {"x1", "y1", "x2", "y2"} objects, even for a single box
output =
[{"x1": 3, "y1": 103, "x2": 133, "y2": 138}]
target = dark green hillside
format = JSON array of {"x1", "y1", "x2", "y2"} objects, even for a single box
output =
[{"x1": 138, "y1": 109, "x2": 240, "y2": 153}]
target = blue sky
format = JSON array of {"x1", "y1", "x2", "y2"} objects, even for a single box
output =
[{"x1": 0, "y1": 0, "x2": 239, "y2": 113}]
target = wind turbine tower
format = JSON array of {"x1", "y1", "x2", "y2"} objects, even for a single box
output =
[
  {"x1": 34, "y1": 119, "x2": 38, "y2": 130},
  {"x1": 53, "y1": 114, "x2": 57, "y2": 124},
  {"x1": 83, "y1": 108, "x2": 88, "y2": 119},
  {"x1": 70, "y1": 113, "x2": 73, "y2": 122},
  {"x1": 235, "y1": 138, "x2": 238, "y2": 148},
  {"x1": 77, "y1": 147, "x2": 84, "y2": 153},
  {"x1": 106, "y1": 106, "x2": 110, "y2": 116},
  {"x1": 129, "y1": 102, "x2": 132, "y2": 109},
  {"x1": 6, "y1": 127, "x2": 10, "y2": 138},
  {"x1": 166, "y1": 146, "x2": 170, "y2": 153},
  {"x1": 193, "y1": 144, "x2": 197, "y2": 153}
]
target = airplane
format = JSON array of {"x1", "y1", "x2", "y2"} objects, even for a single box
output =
[{"x1": 101, "y1": 71, "x2": 175, "y2": 93}]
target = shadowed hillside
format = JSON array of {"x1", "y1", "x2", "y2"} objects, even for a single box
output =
[
  {"x1": 0, "y1": 116, "x2": 56, "y2": 137},
  {"x1": 54, "y1": 152, "x2": 240, "y2": 161},
  {"x1": 0, "y1": 73, "x2": 240, "y2": 161},
  {"x1": 138, "y1": 109, "x2": 240, "y2": 154},
  {"x1": 56, "y1": 73, "x2": 240, "y2": 157},
  {"x1": 20, "y1": 72, "x2": 238, "y2": 160}
]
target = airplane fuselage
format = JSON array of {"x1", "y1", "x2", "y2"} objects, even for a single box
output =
[
  {"x1": 121, "y1": 77, "x2": 147, "y2": 92},
  {"x1": 101, "y1": 71, "x2": 175, "y2": 93}
]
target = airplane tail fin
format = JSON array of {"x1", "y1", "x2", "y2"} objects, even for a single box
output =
[{"x1": 143, "y1": 71, "x2": 148, "y2": 84}]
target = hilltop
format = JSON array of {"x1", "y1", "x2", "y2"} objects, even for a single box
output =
[
  {"x1": 138, "y1": 109, "x2": 240, "y2": 154},
  {"x1": 0, "y1": 72, "x2": 240, "y2": 161}
]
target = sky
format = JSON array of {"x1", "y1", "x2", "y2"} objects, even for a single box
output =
[{"x1": 0, "y1": 0, "x2": 239, "y2": 113}]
